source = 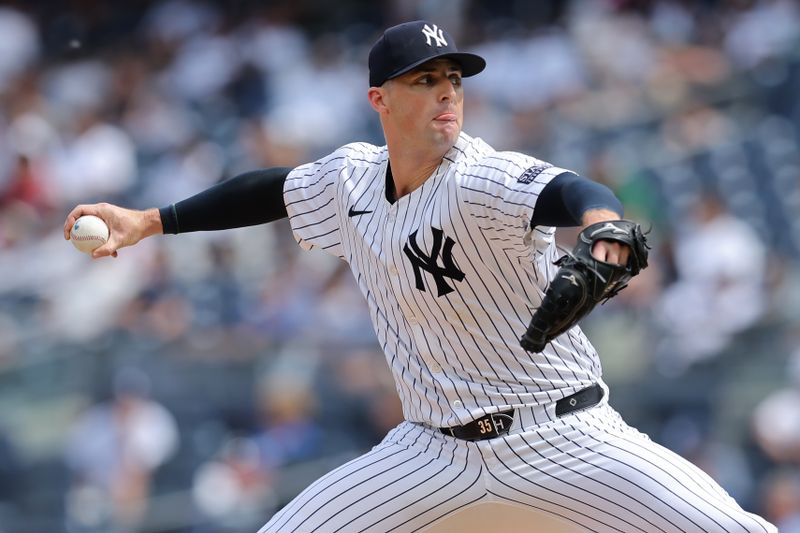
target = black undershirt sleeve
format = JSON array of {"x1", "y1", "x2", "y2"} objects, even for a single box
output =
[
  {"x1": 530, "y1": 171, "x2": 623, "y2": 228},
  {"x1": 159, "y1": 167, "x2": 291, "y2": 234}
]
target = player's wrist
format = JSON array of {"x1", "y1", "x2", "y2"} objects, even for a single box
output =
[
  {"x1": 580, "y1": 208, "x2": 622, "y2": 228},
  {"x1": 142, "y1": 207, "x2": 165, "y2": 237}
]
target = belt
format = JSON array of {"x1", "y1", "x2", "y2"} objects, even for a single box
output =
[{"x1": 440, "y1": 384, "x2": 604, "y2": 441}]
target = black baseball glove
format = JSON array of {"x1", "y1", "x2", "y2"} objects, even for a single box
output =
[{"x1": 519, "y1": 220, "x2": 649, "y2": 353}]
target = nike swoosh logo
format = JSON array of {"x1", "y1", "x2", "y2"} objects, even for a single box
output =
[{"x1": 348, "y1": 207, "x2": 373, "y2": 217}]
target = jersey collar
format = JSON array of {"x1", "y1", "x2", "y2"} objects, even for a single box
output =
[
  {"x1": 443, "y1": 131, "x2": 473, "y2": 165},
  {"x1": 383, "y1": 131, "x2": 472, "y2": 204}
]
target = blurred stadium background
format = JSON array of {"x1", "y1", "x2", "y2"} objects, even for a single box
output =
[{"x1": 1, "y1": 0, "x2": 800, "y2": 531}]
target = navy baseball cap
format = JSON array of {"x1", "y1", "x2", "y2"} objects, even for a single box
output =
[{"x1": 368, "y1": 21, "x2": 486, "y2": 87}]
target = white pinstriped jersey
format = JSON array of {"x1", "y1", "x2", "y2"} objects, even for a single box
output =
[
  {"x1": 268, "y1": 131, "x2": 777, "y2": 533},
  {"x1": 284, "y1": 132, "x2": 601, "y2": 428}
]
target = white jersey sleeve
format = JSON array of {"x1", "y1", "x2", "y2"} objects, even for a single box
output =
[
  {"x1": 456, "y1": 145, "x2": 574, "y2": 248},
  {"x1": 283, "y1": 146, "x2": 352, "y2": 258}
]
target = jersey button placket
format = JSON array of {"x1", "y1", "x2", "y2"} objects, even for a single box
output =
[
  {"x1": 406, "y1": 316, "x2": 438, "y2": 372},
  {"x1": 384, "y1": 206, "x2": 400, "y2": 282}
]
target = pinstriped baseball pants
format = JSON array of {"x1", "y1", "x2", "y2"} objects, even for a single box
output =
[{"x1": 258, "y1": 402, "x2": 776, "y2": 533}]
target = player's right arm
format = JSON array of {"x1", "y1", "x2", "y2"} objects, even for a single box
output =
[
  {"x1": 63, "y1": 167, "x2": 292, "y2": 258},
  {"x1": 63, "y1": 203, "x2": 163, "y2": 258}
]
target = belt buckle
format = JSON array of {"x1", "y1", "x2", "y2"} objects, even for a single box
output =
[
  {"x1": 478, "y1": 412, "x2": 513, "y2": 438},
  {"x1": 474, "y1": 414, "x2": 495, "y2": 437},
  {"x1": 440, "y1": 410, "x2": 515, "y2": 441}
]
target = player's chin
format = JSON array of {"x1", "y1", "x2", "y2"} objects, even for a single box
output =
[{"x1": 431, "y1": 120, "x2": 461, "y2": 144}]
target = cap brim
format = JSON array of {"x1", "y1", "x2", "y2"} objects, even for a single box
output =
[{"x1": 385, "y1": 52, "x2": 486, "y2": 83}]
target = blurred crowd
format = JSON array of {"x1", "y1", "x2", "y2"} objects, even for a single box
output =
[{"x1": 1, "y1": 0, "x2": 800, "y2": 531}]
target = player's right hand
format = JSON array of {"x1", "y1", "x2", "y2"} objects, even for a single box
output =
[{"x1": 64, "y1": 203, "x2": 162, "y2": 258}]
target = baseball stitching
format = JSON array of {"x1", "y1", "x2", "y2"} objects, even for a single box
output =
[{"x1": 71, "y1": 234, "x2": 106, "y2": 242}]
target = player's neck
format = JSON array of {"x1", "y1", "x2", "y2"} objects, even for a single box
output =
[{"x1": 385, "y1": 145, "x2": 446, "y2": 201}]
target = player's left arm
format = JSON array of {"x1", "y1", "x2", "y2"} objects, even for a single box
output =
[
  {"x1": 580, "y1": 208, "x2": 630, "y2": 266},
  {"x1": 530, "y1": 172, "x2": 629, "y2": 264},
  {"x1": 520, "y1": 174, "x2": 649, "y2": 352}
]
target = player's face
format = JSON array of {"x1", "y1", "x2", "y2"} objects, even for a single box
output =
[{"x1": 382, "y1": 59, "x2": 464, "y2": 151}]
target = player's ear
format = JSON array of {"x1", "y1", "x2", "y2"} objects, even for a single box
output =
[{"x1": 368, "y1": 86, "x2": 388, "y2": 113}]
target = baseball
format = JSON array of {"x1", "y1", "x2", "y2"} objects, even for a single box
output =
[{"x1": 70, "y1": 215, "x2": 109, "y2": 254}]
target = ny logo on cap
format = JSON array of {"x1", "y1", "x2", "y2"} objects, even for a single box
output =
[{"x1": 421, "y1": 24, "x2": 447, "y2": 47}]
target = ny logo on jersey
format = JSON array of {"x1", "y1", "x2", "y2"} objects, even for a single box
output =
[
  {"x1": 403, "y1": 227, "x2": 465, "y2": 296},
  {"x1": 421, "y1": 24, "x2": 447, "y2": 47}
]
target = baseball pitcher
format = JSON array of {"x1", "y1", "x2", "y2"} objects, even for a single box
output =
[{"x1": 65, "y1": 20, "x2": 775, "y2": 533}]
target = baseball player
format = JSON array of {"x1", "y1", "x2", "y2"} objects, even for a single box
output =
[{"x1": 65, "y1": 21, "x2": 775, "y2": 533}]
